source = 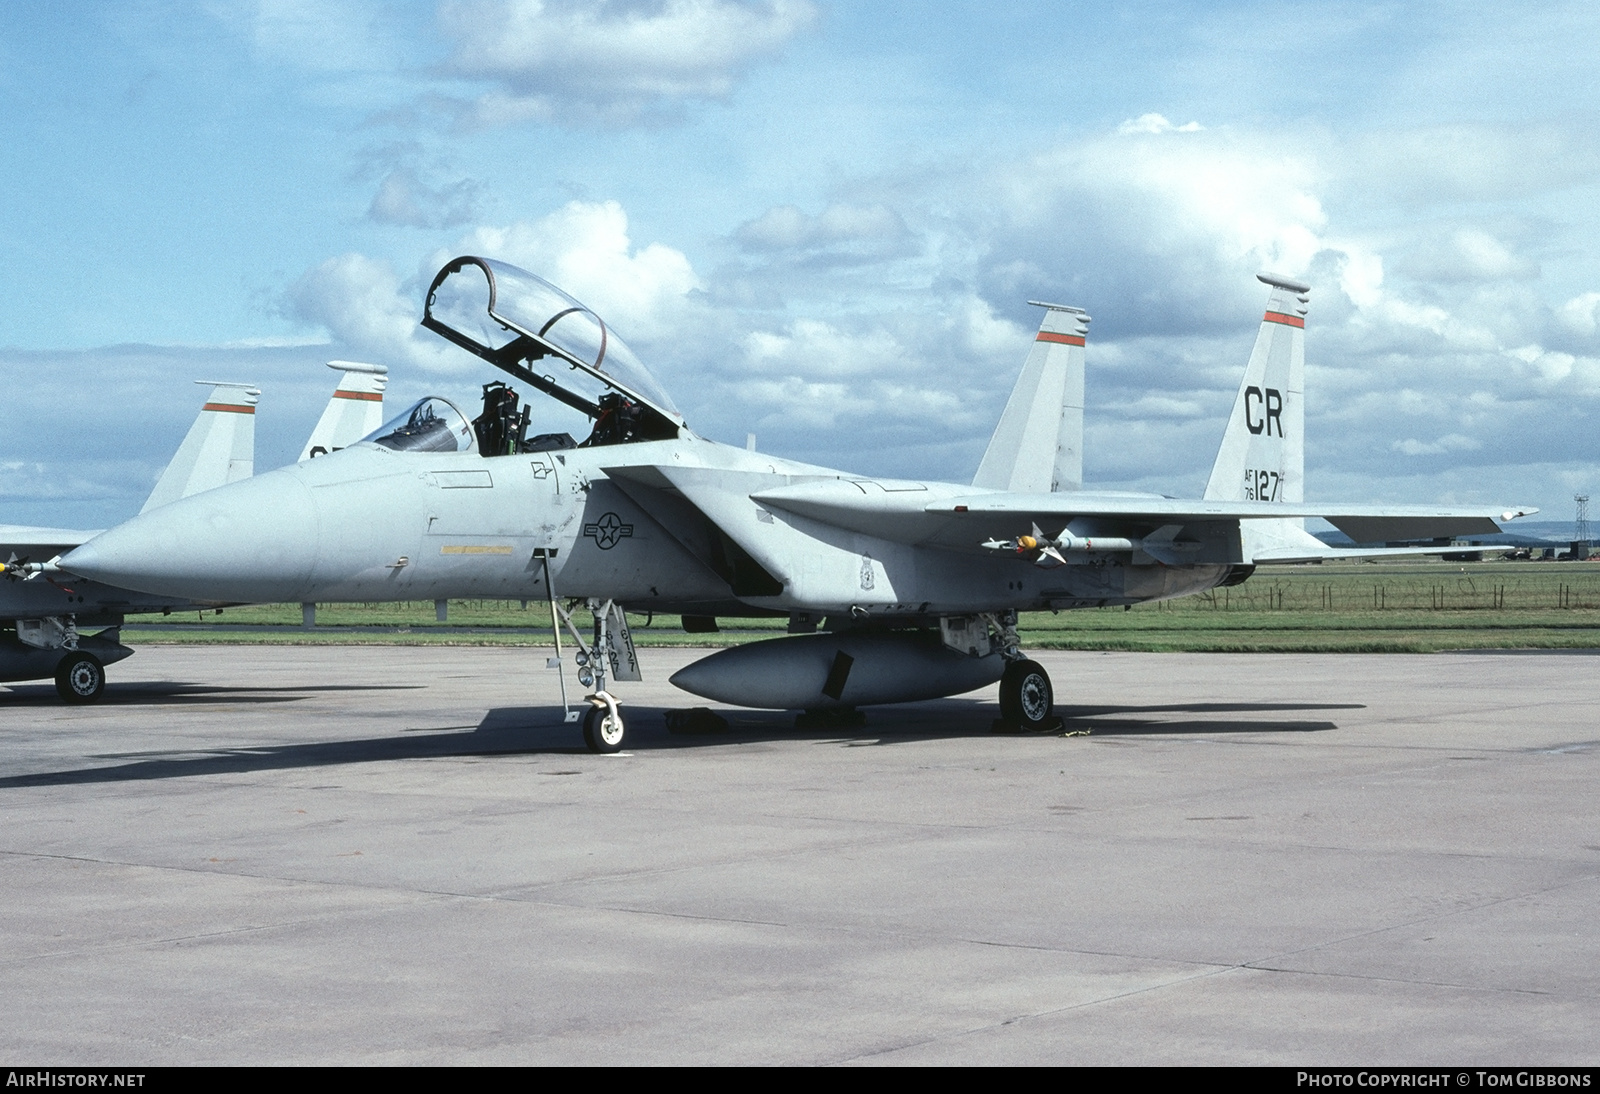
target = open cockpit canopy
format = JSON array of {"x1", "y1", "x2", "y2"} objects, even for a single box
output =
[{"x1": 422, "y1": 257, "x2": 681, "y2": 437}]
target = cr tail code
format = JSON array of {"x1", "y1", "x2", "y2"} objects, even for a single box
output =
[{"x1": 1245, "y1": 386, "x2": 1284, "y2": 437}]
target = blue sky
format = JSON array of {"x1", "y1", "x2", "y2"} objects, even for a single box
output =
[{"x1": 4, "y1": 1, "x2": 1599, "y2": 530}]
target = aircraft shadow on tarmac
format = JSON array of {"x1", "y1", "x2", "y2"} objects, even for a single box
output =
[
  {"x1": 0, "y1": 681, "x2": 426, "y2": 706},
  {"x1": 0, "y1": 697, "x2": 1353, "y2": 789},
  {"x1": 633, "y1": 700, "x2": 1354, "y2": 746},
  {"x1": 1056, "y1": 701, "x2": 1357, "y2": 738}
]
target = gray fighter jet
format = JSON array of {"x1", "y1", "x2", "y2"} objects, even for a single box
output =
[
  {"x1": 60, "y1": 258, "x2": 1534, "y2": 748},
  {"x1": 2, "y1": 363, "x2": 386, "y2": 701}
]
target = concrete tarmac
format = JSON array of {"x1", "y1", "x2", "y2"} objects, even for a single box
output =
[{"x1": 1, "y1": 645, "x2": 1597, "y2": 1065}]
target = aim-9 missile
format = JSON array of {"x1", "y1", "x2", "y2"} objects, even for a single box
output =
[
  {"x1": 981, "y1": 523, "x2": 1140, "y2": 566},
  {"x1": 0, "y1": 555, "x2": 62, "y2": 581}
]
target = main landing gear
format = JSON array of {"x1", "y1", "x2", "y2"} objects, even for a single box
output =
[
  {"x1": 996, "y1": 658, "x2": 1059, "y2": 733},
  {"x1": 970, "y1": 611, "x2": 1058, "y2": 734},
  {"x1": 55, "y1": 651, "x2": 106, "y2": 704}
]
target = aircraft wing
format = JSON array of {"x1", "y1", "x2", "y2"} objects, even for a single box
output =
[
  {"x1": 605, "y1": 465, "x2": 1534, "y2": 591},
  {"x1": 748, "y1": 480, "x2": 1535, "y2": 545},
  {"x1": 0, "y1": 526, "x2": 101, "y2": 551}
]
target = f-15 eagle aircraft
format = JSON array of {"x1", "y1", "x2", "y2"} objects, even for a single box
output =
[
  {"x1": 2, "y1": 362, "x2": 387, "y2": 702},
  {"x1": 60, "y1": 258, "x2": 1533, "y2": 748}
]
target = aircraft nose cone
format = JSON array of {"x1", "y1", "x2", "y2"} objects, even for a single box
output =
[{"x1": 63, "y1": 470, "x2": 323, "y2": 602}]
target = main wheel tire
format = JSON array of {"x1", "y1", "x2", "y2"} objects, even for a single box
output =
[
  {"x1": 998, "y1": 659, "x2": 1053, "y2": 730},
  {"x1": 582, "y1": 704, "x2": 626, "y2": 753},
  {"x1": 55, "y1": 652, "x2": 106, "y2": 704}
]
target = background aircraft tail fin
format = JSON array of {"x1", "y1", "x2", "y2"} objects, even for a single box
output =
[
  {"x1": 972, "y1": 302, "x2": 1088, "y2": 493},
  {"x1": 140, "y1": 381, "x2": 259, "y2": 514},
  {"x1": 300, "y1": 361, "x2": 388, "y2": 461}
]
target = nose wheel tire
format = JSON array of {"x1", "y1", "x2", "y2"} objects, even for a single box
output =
[
  {"x1": 55, "y1": 652, "x2": 106, "y2": 704},
  {"x1": 998, "y1": 659, "x2": 1053, "y2": 731},
  {"x1": 583, "y1": 704, "x2": 626, "y2": 753}
]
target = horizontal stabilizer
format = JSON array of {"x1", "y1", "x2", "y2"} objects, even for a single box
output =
[
  {"x1": 1252, "y1": 544, "x2": 1514, "y2": 563},
  {"x1": 1322, "y1": 515, "x2": 1517, "y2": 544}
]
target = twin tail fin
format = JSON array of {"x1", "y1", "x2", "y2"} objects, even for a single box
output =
[{"x1": 973, "y1": 302, "x2": 1089, "y2": 493}]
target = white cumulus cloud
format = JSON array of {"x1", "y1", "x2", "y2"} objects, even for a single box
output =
[
  {"x1": 288, "y1": 253, "x2": 459, "y2": 372},
  {"x1": 288, "y1": 200, "x2": 702, "y2": 372},
  {"x1": 734, "y1": 202, "x2": 912, "y2": 258},
  {"x1": 1392, "y1": 433, "x2": 1483, "y2": 457},
  {"x1": 1557, "y1": 291, "x2": 1600, "y2": 337},
  {"x1": 439, "y1": 0, "x2": 818, "y2": 124},
  {"x1": 367, "y1": 167, "x2": 480, "y2": 228},
  {"x1": 1116, "y1": 113, "x2": 1204, "y2": 135},
  {"x1": 453, "y1": 200, "x2": 701, "y2": 339}
]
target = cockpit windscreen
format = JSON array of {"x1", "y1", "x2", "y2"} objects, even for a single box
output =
[{"x1": 361, "y1": 397, "x2": 476, "y2": 453}]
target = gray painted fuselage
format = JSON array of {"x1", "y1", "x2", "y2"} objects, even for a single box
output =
[{"x1": 61, "y1": 436, "x2": 1232, "y2": 618}]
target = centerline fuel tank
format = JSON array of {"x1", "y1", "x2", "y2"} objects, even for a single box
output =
[{"x1": 669, "y1": 630, "x2": 1005, "y2": 710}]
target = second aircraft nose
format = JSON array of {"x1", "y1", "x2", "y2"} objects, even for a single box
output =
[{"x1": 62, "y1": 469, "x2": 324, "y2": 603}]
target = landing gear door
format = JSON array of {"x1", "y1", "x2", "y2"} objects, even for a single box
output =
[{"x1": 603, "y1": 602, "x2": 642, "y2": 682}]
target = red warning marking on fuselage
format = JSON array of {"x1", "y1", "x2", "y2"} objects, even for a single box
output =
[
  {"x1": 1264, "y1": 311, "x2": 1305, "y2": 328},
  {"x1": 201, "y1": 403, "x2": 255, "y2": 414},
  {"x1": 333, "y1": 390, "x2": 383, "y2": 401},
  {"x1": 1036, "y1": 331, "x2": 1087, "y2": 346}
]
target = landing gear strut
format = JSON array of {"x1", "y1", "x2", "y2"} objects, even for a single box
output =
[
  {"x1": 537, "y1": 550, "x2": 639, "y2": 753},
  {"x1": 971, "y1": 610, "x2": 1056, "y2": 732}
]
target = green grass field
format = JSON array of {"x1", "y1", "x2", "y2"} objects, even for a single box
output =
[{"x1": 120, "y1": 559, "x2": 1600, "y2": 653}]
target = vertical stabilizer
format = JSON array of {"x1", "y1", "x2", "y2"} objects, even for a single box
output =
[
  {"x1": 140, "y1": 382, "x2": 259, "y2": 514},
  {"x1": 1204, "y1": 274, "x2": 1324, "y2": 561},
  {"x1": 973, "y1": 302, "x2": 1088, "y2": 493},
  {"x1": 1204, "y1": 274, "x2": 1309, "y2": 504},
  {"x1": 300, "y1": 361, "x2": 388, "y2": 460}
]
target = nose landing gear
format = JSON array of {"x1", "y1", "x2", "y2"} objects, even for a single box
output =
[
  {"x1": 538, "y1": 549, "x2": 640, "y2": 753},
  {"x1": 582, "y1": 693, "x2": 626, "y2": 752}
]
